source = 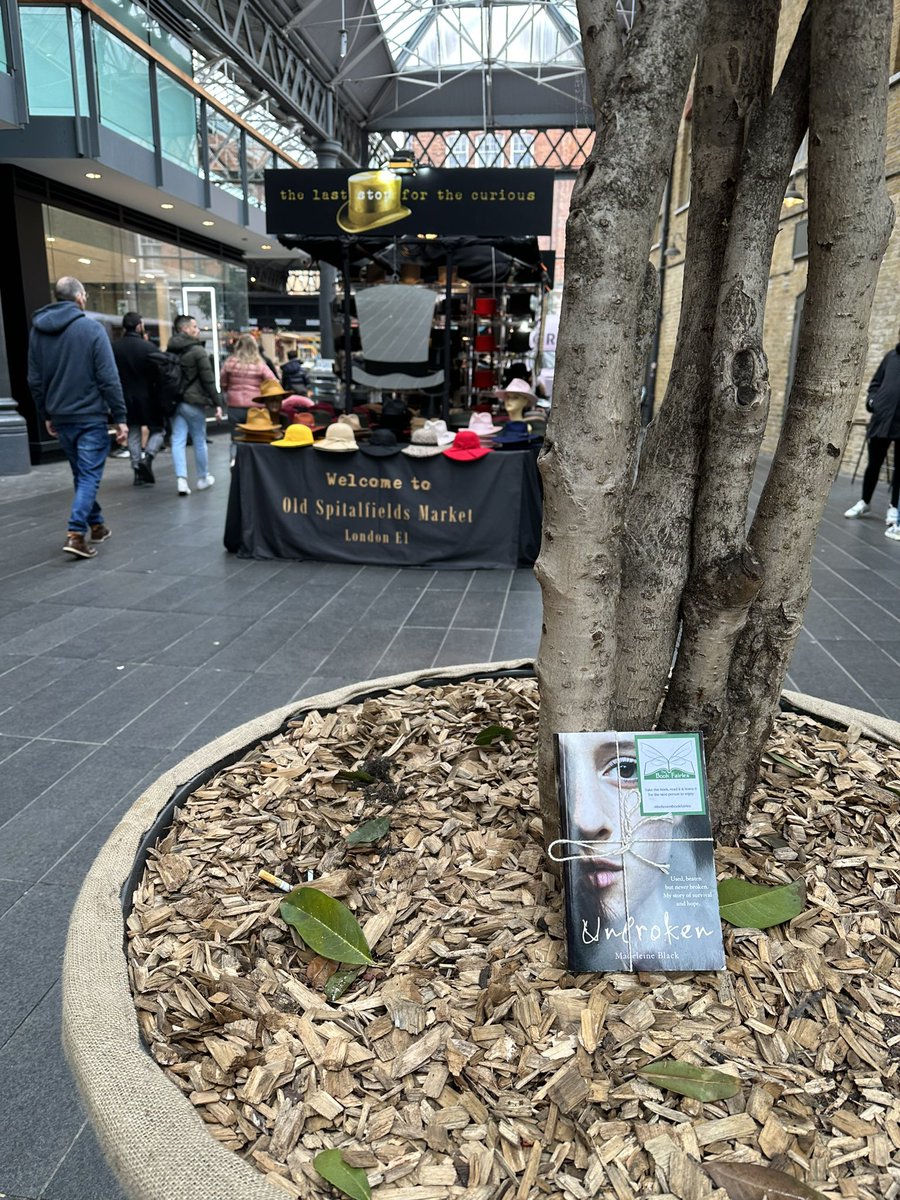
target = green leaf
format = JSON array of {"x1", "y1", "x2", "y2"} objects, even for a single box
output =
[
  {"x1": 764, "y1": 751, "x2": 808, "y2": 774},
  {"x1": 637, "y1": 1059, "x2": 741, "y2": 1101},
  {"x1": 280, "y1": 887, "x2": 374, "y2": 966},
  {"x1": 314, "y1": 1149, "x2": 370, "y2": 1200},
  {"x1": 718, "y1": 876, "x2": 806, "y2": 929},
  {"x1": 703, "y1": 1161, "x2": 827, "y2": 1200},
  {"x1": 474, "y1": 724, "x2": 515, "y2": 746},
  {"x1": 337, "y1": 768, "x2": 376, "y2": 785},
  {"x1": 324, "y1": 966, "x2": 363, "y2": 1002},
  {"x1": 346, "y1": 817, "x2": 391, "y2": 847}
]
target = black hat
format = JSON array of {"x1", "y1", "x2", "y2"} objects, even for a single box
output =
[
  {"x1": 122, "y1": 311, "x2": 143, "y2": 331},
  {"x1": 359, "y1": 428, "x2": 402, "y2": 457}
]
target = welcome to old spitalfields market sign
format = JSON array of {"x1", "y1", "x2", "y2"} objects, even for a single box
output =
[{"x1": 264, "y1": 168, "x2": 554, "y2": 238}]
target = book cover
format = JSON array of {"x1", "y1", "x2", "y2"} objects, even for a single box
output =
[{"x1": 552, "y1": 731, "x2": 725, "y2": 973}]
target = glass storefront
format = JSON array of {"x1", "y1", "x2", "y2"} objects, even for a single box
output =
[{"x1": 41, "y1": 206, "x2": 249, "y2": 369}]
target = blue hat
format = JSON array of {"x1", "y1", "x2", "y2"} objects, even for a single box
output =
[{"x1": 493, "y1": 421, "x2": 541, "y2": 446}]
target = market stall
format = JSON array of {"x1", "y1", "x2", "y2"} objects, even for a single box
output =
[{"x1": 223, "y1": 441, "x2": 542, "y2": 567}]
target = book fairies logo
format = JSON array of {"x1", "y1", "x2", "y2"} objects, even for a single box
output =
[
  {"x1": 635, "y1": 733, "x2": 706, "y2": 816},
  {"x1": 642, "y1": 740, "x2": 696, "y2": 779}
]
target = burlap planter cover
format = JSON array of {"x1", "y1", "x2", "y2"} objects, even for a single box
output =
[{"x1": 62, "y1": 662, "x2": 900, "y2": 1200}]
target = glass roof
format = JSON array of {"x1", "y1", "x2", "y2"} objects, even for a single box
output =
[{"x1": 370, "y1": 0, "x2": 583, "y2": 73}]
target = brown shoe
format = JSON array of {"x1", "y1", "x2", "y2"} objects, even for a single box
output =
[
  {"x1": 90, "y1": 523, "x2": 111, "y2": 542},
  {"x1": 63, "y1": 532, "x2": 97, "y2": 559}
]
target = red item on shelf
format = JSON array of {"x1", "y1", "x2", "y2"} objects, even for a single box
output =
[
  {"x1": 474, "y1": 333, "x2": 496, "y2": 352},
  {"x1": 473, "y1": 296, "x2": 497, "y2": 316},
  {"x1": 472, "y1": 367, "x2": 496, "y2": 389}
]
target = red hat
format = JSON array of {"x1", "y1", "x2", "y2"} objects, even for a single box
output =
[{"x1": 444, "y1": 429, "x2": 492, "y2": 461}]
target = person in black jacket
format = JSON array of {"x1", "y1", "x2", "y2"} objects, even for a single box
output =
[
  {"x1": 280, "y1": 351, "x2": 309, "y2": 394},
  {"x1": 846, "y1": 334, "x2": 900, "y2": 533},
  {"x1": 112, "y1": 312, "x2": 165, "y2": 486},
  {"x1": 27, "y1": 276, "x2": 127, "y2": 559}
]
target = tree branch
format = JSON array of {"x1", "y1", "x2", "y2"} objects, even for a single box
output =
[
  {"x1": 708, "y1": 0, "x2": 895, "y2": 843},
  {"x1": 611, "y1": 0, "x2": 780, "y2": 730}
]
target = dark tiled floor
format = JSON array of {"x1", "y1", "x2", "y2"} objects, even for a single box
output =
[{"x1": 0, "y1": 435, "x2": 897, "y2": 1198}]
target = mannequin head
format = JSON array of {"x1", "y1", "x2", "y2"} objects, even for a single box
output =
[{"x1": 498, "y1": 376, "x2": 537, "y2": 420}]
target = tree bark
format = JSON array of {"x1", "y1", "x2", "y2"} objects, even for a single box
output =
[
  {"x1": 708, "y1": 0, "x2": 895, "y2": 843},
  {"x1": 659, "y1": 10, "x2": 811, "y2": 744},
  {"x1": 535, "y1": 0, "x2": 707, "y2": 852},
  {"x1": 611, "y1": 0, "x2": 780, "y2": 731}
]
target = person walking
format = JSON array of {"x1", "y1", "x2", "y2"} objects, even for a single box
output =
[
  {"x1": 845, "y1": 331, "x2": 900, "y2": 534},
  {"x1": 166, "y1": 314, "x2": 224, "y2": 496},
  {"x1": 219, "y1": 333, "x2": 276, "y2": 464},
  {"x1": 112, "y1": 311, "x2": 164, "y2": 486},
  {"x1": 27, "y1": 276, "x2": 127, "y2": 559}
]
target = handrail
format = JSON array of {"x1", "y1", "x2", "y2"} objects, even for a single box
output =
[{"x1": 19, "y1": 0, "x2": 306, "y2": 169}]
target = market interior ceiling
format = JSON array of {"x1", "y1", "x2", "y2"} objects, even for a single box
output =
[{"x1": 154, "y1": 0, "x2": 605, "y2": 149}]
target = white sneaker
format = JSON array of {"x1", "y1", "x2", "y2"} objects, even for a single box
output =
[
  {"x1": 177, "y1": 477, "x2": 191, "y2": 496},
  {"x1": 844, "y1": 500, "x2": 870, "y2": 518},
  {"x1": 886, "y1": 524, "x2": 900, "y2": 541},
  {"x1": 196, "y1": 474, "x2": 215, "y2": 490},
  {"x1": 887, "y1": 506, "x2": 898, "y2": 526}
]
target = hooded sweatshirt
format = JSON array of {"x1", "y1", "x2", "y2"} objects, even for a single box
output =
[
  {"x1": 866, "y1": 344, "x2": 900, "y2": 440},
  {"x1": 27, "y1": 301, "x2": 126, "y2": 425}
]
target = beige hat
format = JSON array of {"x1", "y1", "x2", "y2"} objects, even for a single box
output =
[
  {"x1": 402, "y1": 428, "x2": 445, "y2": 458},
  {"x1": 422, "y1": 418, "x2": 455, "y2": 447},
  {"x1": 312, "y1": 421, "x2": 359, "y2": 452}
]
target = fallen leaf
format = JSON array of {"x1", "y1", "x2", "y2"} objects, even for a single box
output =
[
  {"x1": 281, "y1": 887, "x2": 374, "y2": 965},
  {"x1": 314, "y1": 1148, "x2": 370, "y2": 1200},
  {"x1": 703, "y1": 1161, "x2": 828, "y2": 1200},
  {"x1": 718, "y1": 876, "x2": 806, "y2": 929},
  {"x1": 637, "y1": 1058, "x2": 741, "y2": 1101},
  {"x1": 346, "y1": 817, "x2": 391, "y2": 847}
]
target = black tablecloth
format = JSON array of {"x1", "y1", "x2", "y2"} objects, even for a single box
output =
[{"x1": 224, "y1": 443, "x2": 542, "y2": 568}]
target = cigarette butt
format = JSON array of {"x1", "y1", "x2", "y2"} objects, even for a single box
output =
[{"x1": 259, "y1": 870, "x2": 292, "y2": 893}]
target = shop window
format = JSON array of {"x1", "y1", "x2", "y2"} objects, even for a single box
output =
[
  {"x1": 21, "y1": 6, "x2": 88, "y2": 116},
  {"x1": 510, "y1": 133, "x2": 535, "y2": 167},
  {"x1": 443, "y1": 134, "x2": 469, "y2": 168},
  {"x1": 207, "y1": 111, "x2": 244, "y2": 200},
  {"x1": 93, "y1": 26, "x2": 153, "y2": 149},
  {"x1": 475, "y1": 132, "x2": 503, "y2": 167},
  {"x1": 792, "y1": 219, "x2": 808, "y2": 260},
  {"x1": 158, "y1": 71, "x2": 199, "y2": 173}
]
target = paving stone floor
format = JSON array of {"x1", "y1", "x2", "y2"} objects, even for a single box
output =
[{"x1": 0, "y1": 433, "x2": 897, "y2": 1198}]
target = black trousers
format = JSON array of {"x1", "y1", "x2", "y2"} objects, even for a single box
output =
[{"x1": 862, "y1": 436, "x2": 900, "y2": 507}]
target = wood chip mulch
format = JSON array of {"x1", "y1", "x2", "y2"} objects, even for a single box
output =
[{"x1": 126, "y1": 677, "x2": 900, "y2": 1200}]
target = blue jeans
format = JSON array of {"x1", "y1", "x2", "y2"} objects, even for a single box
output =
[
  {"x1": 171, "y1": 402, "x2": 209, "y2": 480},
  {"x1": 54, "y1": 421, "x2": 109, "y2": 534}
]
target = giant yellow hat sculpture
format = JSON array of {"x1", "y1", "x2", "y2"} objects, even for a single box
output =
[{"x1": 337, "y1": 169, "x2": 411, "y2": 233}]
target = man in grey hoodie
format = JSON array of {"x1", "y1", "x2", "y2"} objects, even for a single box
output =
[{"x1": 27, "y1": 277, "x2": 128, "y2": 559}]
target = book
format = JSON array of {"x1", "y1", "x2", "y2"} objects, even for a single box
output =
[{"x1": 552, "y1": 731, "x2": 725, "y2": 973}]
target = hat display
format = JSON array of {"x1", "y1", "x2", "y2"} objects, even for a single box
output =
[
  {"x1": 473, "y1": 296, "x2": 497, "y2": 316},
  {"x1": 444, "y1": 430, "x2": 492, "y2": 462},
  {"x1": 492, "y1": 420, "x2": 541, "y2": 448},
  {"x1": 236, "y1": 408, "x2": 281, "y2": 442},
  {"x1": 468, "y1": 412, "x2": 503, "y2": 439},
  {"x1": 422, "y1": 418, "x2": 455, "y2": 447},
  {"x1": 474, "y1": 332, "x2": 496, "y2": 353},
  {"x1": 281, "y1": 395, "x2": 316, "y2": 415},
  {"x1": 496, "y1": 377, "x2": 538, "y2": 405},
  {"x1": 253, "y1": 378, "x2": 291, "y2": 402},
  {"x1": 336, "y1": 169, "x2": 411, "y2": 234},
  {"x1": 312, "y1": 422, "x2": 359, "y2": 452},
  {"x1": 472, "y1": 367, "x2": 496, "y2": 390},
  {"x1": 359, "y1": 428, "x2": 402, "y2": 458},
  {"x1": 402, "y1": 428, "x2": 446, "y2": 458},
  {"x1": 271, "y1": 424, "x2": 314, "y2": 449}
]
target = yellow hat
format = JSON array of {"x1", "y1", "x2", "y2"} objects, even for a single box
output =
[
  {"x1": 271, "y1": 424, "x2": 314, "y2": 448},
  {"x1": 237, "y1": 408, "x2": 280, "y2": 432},
  {"x1": 337, "y1": 169, "x2": 411, "y2": 234}
]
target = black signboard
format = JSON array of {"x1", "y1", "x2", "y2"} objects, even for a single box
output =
[
  {"x1": 224, "y1": 443, "x2": 542, "y2": 568},
  {"x1": 265, "y1": 169, "x2": 554, "y2": 238}
]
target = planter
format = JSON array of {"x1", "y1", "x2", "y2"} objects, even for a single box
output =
[{"x1": 63, "y1": 665, "x2": 900, "y2": 1200}]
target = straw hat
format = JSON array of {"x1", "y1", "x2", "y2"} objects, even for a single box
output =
[
  {"x1": 312, "y1": 422, "x2": 359, "y2": 452},
  {"x1": 402, "y1": 428, "x2": 446, "y2": 458},
  {"x1": 271, "y1": 424, "x2": 314, "y2": 448},
  {"x1": 422, "y1": 418, "x2": 455, "y2": 447}
]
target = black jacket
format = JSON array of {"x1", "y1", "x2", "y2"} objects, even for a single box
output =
[
  {"x1": 166, "y1": 332, "x2": 220, "y2": 408},
  {"x1": 27, "y1": 302, "x2": 126, "y2": 425},
  {"x1": 281, "y1": 358, "x2": 309, "y2": 392},
  {"x1": 113, "y1": 331, "x2": 163, "y2": 426},
  {"x1": 867, "y1": 345, "x2": 900, "y2": 439}
]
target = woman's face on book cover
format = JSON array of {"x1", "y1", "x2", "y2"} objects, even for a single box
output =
[{"x1": 569, "y1": 736, "x2": 679, "y2": 923}]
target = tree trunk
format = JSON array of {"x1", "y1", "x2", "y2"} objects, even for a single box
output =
[
  {"x1": 708, "y1": 0, "x2": 894, "y2": 843},
  {"x1": 535, "y1": 0, "x2": 707, "y2": 850},
  {"x1": 612, "y1": 0, "x2": 780, "y2": 731},
  {"x1": 659, "y1": 11, "x2": 811, "y2": 744}
]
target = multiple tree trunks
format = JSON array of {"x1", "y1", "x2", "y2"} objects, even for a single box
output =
[
  {"x1": 127, "y1": 680, "x2": 900, "y2": 1200},
  {"x1": 537, "y1": 0, "x2": 894, "y2": 845}
]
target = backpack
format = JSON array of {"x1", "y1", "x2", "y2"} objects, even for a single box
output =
[{"x1": 150, "y1": 350, "x2": 187, "y2": 416}]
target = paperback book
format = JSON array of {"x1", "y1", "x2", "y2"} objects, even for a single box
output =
[{"x1": 552, "y1": 731, "x2": 726, "y2": 973}]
